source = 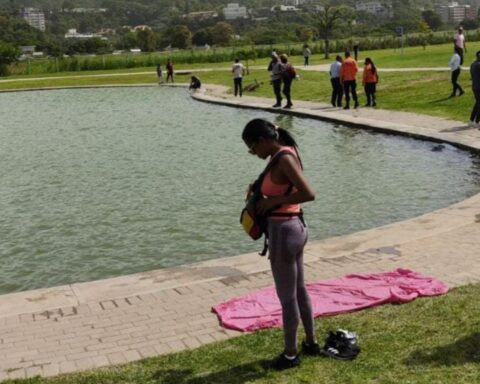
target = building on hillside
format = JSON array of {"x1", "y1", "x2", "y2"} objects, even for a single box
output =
[
  {"x1": 20, "y1": 7, "x2": 45, "y2": 32},
  {"x1": 132, "y1": 25, "x2": 152, "y2": 32},
  {"x1": 284, "y1": 0, "x2": 311, "y2": 5},
  {"x1": 19, "y1": 46, "x2": 36, "y2": 55},
  {"x1": 71, "y1": 8, "x2": 107, "y2": 13},
  {"x1": 272, "y1": 5, "x2": 301, "y2": 12},
  {"x1": 223, "y1": 3, "x2": 249, "y2": 20},
  {"x1": 251, "y1": 7, "x2": 272, "y2": 20},
  {"x1": 183, "y1": 11, "x2": 218, "y2": 20},
  {"x1": 64, "y1": 28, "x2": 103, "y2": 39},
  {"x1": 355, "y1": 1, "x2": 392, "y2": 18},
  {"x1": 435, "y1": 2, "x2": 475, "y2": 24}
]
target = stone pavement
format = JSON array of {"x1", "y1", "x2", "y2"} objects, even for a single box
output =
[{"x1": 1, "y1": 85, "x2": 480, "y2": 381}]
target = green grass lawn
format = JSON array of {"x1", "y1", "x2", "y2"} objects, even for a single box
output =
[
  {"x1": 198, "y1": 68, "x2": 471, "y2": 122},
  {"x1": 4, "y1": 41, "x2": 480, "y2": 83},
  {"x1": 6, "y1": 283, "x2": 480, "y2": 384}
]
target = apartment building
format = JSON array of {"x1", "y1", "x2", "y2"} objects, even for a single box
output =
[
  {"x1": 20, "y1": 7, "x2": 45, "y2": 32},
  {"x1": 223, "y1": 3, "x2": 248, "y2": 20},
  {"x1": 435, "y1": 2, "x2": 476, "y2": 23}
]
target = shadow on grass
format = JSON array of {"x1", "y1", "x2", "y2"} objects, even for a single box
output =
[
  {"x1": 430, "y1": 96, "x2": 455, "y2": 104},
  {"x1": 404, "y1": 332, "x2": 480, "y2": 367},
  {"x1": 152, "y1": 360, "x2": 269, "y2": 384}
]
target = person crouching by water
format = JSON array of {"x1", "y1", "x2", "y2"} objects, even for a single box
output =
[
  {"x1": 189, "y1": 76, "x2": 201, "y2": 92},
  {"x1": 363, "y1": 57, "x2": 378, "y2": 107},
  {"x1": 270, "y1": 55, "x2": 285, "y2": 108},
  {"x1": 242, "y1": 118, "x2": 319, "y2": 370}
]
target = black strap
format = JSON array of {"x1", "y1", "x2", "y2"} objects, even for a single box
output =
[{"x1": 259, "y1": 210, "x2": 305, "y2": 256}]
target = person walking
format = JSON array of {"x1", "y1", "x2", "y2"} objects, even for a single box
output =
[
  {"x1": 303, "y1": 44, "x2": 311, "y2": 66},
  {"x1": 340, "y1": 51, "x2": 359, "y2": 109},
  {"x1": 270, "y1": 55, "x2": 285, "y2": 108},
  {"x1": 242, "y1": 118, "x2": 319, "y2": 370},
  {"x1": 232, "y1": 58, "x2": 245, "y2": 97},
  {"x1": 469, "y1": 51, "x2": 480, "y2": 128},
  {"x1": 330, "y1": 55, "x2": 343, "y2": 107},
  {"x1": 362, "y1": 57, "x2": 378, "y2": 107},
  {"x1": 449, "y1": 48, "x2": 464, "y2": 97},
  {"x1": 166, "y1": 59, "x2": 174, "y2": 83},
  {"x1": 454, "y1": 26, "x2": 467, "y2": 65},
  {"x1": 280, "y1": 54, "x2": 294, "y2": 109}
]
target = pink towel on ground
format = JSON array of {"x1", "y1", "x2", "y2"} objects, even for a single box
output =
[{"x1": 212, "y1": 268, "x2": 448, "y2": 332}]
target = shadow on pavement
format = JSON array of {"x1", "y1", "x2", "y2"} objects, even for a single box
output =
[
  {"x1": 440, "y1": 125, "x2": 475, "y2": 133},
  {"x1": 152, "y1": 360, "x2": 269, "y2": 384},
  {"x1": 404, "y1": 332, "x2": 480, "y2": 367}
]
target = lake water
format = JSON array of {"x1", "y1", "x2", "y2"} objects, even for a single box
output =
[{"x1": 0, "y1": 87, "x2": 479, "y2": 293}]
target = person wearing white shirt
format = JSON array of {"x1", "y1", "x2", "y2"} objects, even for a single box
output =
[
  {"x1": 232, "y1": 58, "x2": 246, "y2": 97},
  {"x1": 449, "y1": 49, "x2": 464, "y2": 97},
  {"x1": 303, "y1": 44, "x2": 311, "y2": 66},
  {"x1": 454, "y1": 26, "x2": 466, "y2": 65},
  {"x1": 329, "y1": 55, "x2": 343, "y2": 107}
]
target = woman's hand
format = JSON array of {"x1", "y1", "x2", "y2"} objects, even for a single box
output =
[{"x1": 256, "y1": 197, "x2": 279, "y2": 215}]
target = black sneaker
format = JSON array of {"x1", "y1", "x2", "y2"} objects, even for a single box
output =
[
  {"x1": 302, "y1": 341, "x2": 321, "y2": 356},
  {"x1": 272, "y1": 103, "x2": 281, "y2": 108},
  {"x1": 322, "y1": 345, "x2": 360, "y2": 361},
  {"x1": 268, "y1": 353, "x2": 300, "y2": 370},
  {"x1": 322, "y1": 330, "x2": 361, "y2": 361}
]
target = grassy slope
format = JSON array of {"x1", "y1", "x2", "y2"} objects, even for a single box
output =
[{"x1": 6, "y1": 284, "x2": 480, "y2": 384}]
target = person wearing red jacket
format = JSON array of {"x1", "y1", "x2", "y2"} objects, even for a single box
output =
[
  {"x1": 362, "y1": 57, "x2": 378, "y2": 107},
  {"x1": 340, "y1": 51, "x2": 359, "y2": 109}
]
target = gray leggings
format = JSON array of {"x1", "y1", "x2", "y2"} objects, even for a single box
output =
[{"x1": 268, "y1": 217, "x2": 315, "y2": 352}]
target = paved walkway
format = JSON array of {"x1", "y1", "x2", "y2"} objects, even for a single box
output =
[
  {"x1": 0, "y1": 64, "x2": 458, "y2": 85},
  {"x1": 1, "y1": 85, "x2": 480, "y2": 381}
]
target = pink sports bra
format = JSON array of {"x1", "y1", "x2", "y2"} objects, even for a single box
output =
[{"x1": 261, "y1": 146, "x2": 301, "y2": 216}]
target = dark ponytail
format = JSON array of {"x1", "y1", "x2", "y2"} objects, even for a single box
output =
[
  {"x1": 242, "y1": 118, "x2": 298, "y2": 148},
  {"x1": 242, "y1": 118, "x2": 302, "y2": 166},
  {"x1": 366, "y1": 57, "x2": 376, "y2": 75}
]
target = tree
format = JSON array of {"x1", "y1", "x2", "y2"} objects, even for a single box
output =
[
  {"x1": 192, "y1": 28, "x2": 213, "y2": 46},
  {"x1": 422, "y1": 10, "x2": 442, "y2": 31},
  {"x1": 136, "y1": 28, "x2": 157, "y2": 52},
  {"x1": 170, "y1": 25, "x2": 192, "y2": 49},
  {"x1": 317, "y1": 3, "x2": 353, "y2": 59},
  {"x1": 211, "y1": 22, "x2": 233, "y2": 46},
  {"x1": 0, "y1": 41, "x2": 20, "y2": 76},
  {"x1": 296, "y1": 25, "x2": 315, "y2": 42}
]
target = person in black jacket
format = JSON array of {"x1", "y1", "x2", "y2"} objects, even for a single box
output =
[{"x1": 469, "y1": 51, "x2": 480, "y2": 128}]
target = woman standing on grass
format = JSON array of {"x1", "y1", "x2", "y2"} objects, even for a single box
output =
[
  {"x1": 363, "y1": 57, "x2": 378, "y2": 107},
  {"x1": 242, "y1": 118, "x2": 319, "y2": 370}
]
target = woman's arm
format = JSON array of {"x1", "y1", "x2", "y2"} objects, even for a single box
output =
[{"x1": 256, "y1": 155, "x2": 315, "y2": 214}]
